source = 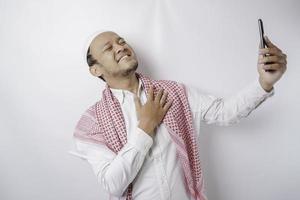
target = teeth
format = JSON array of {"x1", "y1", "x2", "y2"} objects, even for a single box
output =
[{"x1": 119, "y1": 55, "x2": 128, "y2": 62}]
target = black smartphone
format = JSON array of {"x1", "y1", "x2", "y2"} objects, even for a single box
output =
[
  {"x1": 258, "y1": 19, "x2": 273, "y2": 72},
  {"x1": 258, "y1": 19, "x2": 266, "y2": 48}
]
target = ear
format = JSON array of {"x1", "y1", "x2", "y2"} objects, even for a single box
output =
[{"x1": 89, "y1": 64, "x2": 103, "y2": 77}]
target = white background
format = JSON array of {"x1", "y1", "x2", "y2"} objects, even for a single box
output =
[{"x1": 1, "y1": 0, "x2": 299, "y2": 199}]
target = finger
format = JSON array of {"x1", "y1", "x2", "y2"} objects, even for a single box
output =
[
  {"x1": 258, "y1": 54, "x2": 287, "y2": 66},
  {"x1": 163, "y1": 99, "x2": 173, "y2": 111},
  {"x1": 282, "y1": 65, "x2": 287, "y2": 73},
  {"x1": 258, "y1": 55, "x2": 285, "y2": 64},
  {"x1": 160, "y1": 91, "x2": 168, "y2": 106},
  {"x1": 147, "y1": 85, "x2": 154, "y2": 101},
  {"x1": 264, "y1": 36, "x2": 280, "y2": 50},
  {"x1": 259, "y1": 47, "x2": 282, "y2": 56},
  {"x1": 155, "y1": 88, "x2": 164, "y2": 103},
  {"x1": 262, "y1": 63, "x2": 282, "y2": 71}
]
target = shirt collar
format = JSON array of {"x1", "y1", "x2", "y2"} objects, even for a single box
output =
[{"x1": 109, "y1": 78, "x2": 143, "y2": 104}]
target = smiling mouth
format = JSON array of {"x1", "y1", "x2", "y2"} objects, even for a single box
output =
[
  {"x1": 118, "y1": 52, "x2": 132, "y2": 63},
  {"x1": 119, "y1": 55, "x2": 130, "y2": 62}
]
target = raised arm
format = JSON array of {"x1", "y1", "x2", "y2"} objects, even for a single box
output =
[
  {"x1": 185, "y1": 35, "x2": 286, "y2": 126},
  {"x1": 185, "y1": 78, "x2": 274, "y2": 126}
]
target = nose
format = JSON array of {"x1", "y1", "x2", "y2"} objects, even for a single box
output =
[{"x1": 115, "y1": 43, "x2": 125, "y2": 54}]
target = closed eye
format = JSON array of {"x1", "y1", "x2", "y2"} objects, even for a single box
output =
[{"x1": 104, "y1": 45, "x2": 112, "y2": 51}]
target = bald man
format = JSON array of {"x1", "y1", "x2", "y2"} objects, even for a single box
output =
[{"x1": 71, "y1": 31, "x2": 287, "y2": 200}]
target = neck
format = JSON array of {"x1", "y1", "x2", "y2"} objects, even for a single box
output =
[{"x1": 107, "y1": 72, "x2": 139, "y2": 95}]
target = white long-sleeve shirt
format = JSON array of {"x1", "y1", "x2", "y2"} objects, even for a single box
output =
[{"x1": 69, "y1": 78, "x2": 274, "y2": 200}]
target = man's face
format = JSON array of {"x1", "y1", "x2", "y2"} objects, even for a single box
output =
[{"x1": 89, "y1": 31, "x2": 138, "y2": 79}]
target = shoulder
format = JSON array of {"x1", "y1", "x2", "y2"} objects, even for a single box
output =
[
  {"x1": 177, "y1": 83, "x2": 211, "y2": 114},
  {"x1": 157, "y1": 78, "x2": 185, "y2": 90},
  {"x1": 82, "y1": 102, "x2": 98, "y2": 119},
  {"x1": 73, "y1": 102, "x2": 102, "y2": 141},
  {"x1": 75, "y1": 101, "x2": 100, "y2": 127}
]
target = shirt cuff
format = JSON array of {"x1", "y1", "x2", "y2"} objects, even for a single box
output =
[
  {"x1": 253, "y1": 78, "x2": 275, "y2": 99},
  {"x1": 127, "y1": 127, "x2": 153, "y2": 155}
]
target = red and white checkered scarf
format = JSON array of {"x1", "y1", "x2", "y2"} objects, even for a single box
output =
[{"x1": 74, "y1": 72, "x2": 207, "y2": 200}]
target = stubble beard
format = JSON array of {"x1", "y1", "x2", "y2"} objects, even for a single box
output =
[{"x1": 121, "y1": 61, "x2": 138, "y2": 76}]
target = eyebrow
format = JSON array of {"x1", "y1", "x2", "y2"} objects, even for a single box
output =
[{"x1": 102, "y1": 37, "x2": 124, "y2": 50}]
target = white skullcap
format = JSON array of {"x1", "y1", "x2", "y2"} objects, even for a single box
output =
[{"x1": 82, "y1": 29, "x2": 110, "y2": 66}]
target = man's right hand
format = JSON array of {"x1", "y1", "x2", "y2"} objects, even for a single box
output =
[{"x1": 134, "y1": 85, "x2": 173, "y2": 137}]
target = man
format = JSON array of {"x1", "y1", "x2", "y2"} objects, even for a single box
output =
[{"x1": 70, "y1": 31, "x2": 287, "y2": 200}]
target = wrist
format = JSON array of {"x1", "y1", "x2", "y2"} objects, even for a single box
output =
[
  {"x1": 138, "y1": 120, "x2": 156, "y2": 136},
  {"x1": 259, "y1": 77, "x2": 274, "y2": 92}
]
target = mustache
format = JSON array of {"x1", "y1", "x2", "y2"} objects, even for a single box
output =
[{"x1": 116, "y1": 50, "x2": 132, "y2": 62}]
